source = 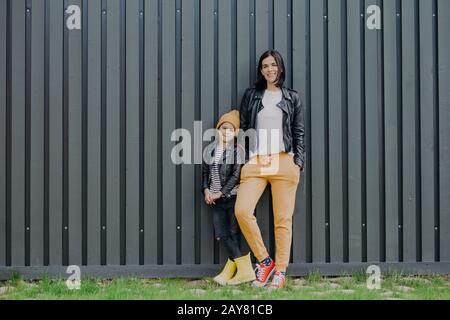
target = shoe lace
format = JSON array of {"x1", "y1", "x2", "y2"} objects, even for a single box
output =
[{"x1": 255, "y1": 263, "x2": 266, "y2": 280}]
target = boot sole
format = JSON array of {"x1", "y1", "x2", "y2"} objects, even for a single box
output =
[
  {"x1": 227, "y1": 275, "x2": 256, "y2": 286},
  {"x1": 214, "y1": 274, "x2": 237, "y2": 286}
]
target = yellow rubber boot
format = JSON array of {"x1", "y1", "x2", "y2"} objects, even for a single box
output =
[
  {"x1": 227, "y1": 253, "x2": 256, "y2": 286},
  {"x1": 213, "y1": 259, "x2": 237, "y2": 286}
]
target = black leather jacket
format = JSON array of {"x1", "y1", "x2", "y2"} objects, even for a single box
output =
[
  {"x1": 239, "y1": 86, "x2": 305, "y2": 170},
  {"x1": 202, "y1": 141, "x2": 245, "y2": 198}
]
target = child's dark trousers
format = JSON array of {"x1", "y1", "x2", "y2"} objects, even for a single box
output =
[{"x1": 211, "y1": 195, "x2": 243, "y2": 260}]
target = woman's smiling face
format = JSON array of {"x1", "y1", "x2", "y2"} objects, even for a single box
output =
[{"x1": 260, "y1": 55, "x2": 279, "y2": 85}]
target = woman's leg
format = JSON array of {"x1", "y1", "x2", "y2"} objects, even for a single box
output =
[
  {"x1": 234, "y1": 159, "x2": 270, "y2": 262},
  {"x1": 268, "y1": 153, "x2": 300, "y2": 272}
]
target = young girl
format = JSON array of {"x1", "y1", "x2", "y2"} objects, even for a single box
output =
[{"x1": 202, "y1": 109, "x2": 256, "y2": 286}]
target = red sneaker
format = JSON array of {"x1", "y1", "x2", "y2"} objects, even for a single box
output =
[
  {"x1": 252, "y1": 259, "x2": 276, "y2": 287},
  {"x1": 267, "y1": 270, "x2": 286, "y2": 290}
]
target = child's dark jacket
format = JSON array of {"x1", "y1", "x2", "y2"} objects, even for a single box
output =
[{"x1": 201, "y1": 141, "x2": 245, "y2": 198}]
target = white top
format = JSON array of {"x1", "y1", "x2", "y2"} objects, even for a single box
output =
[{"x1": 253, "y1": 89, "x2": 287, "y2": 157}]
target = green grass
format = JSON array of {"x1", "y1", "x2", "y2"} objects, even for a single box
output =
[{"x1": 0, "y1": 272, "x2": 449, "y2": 300}]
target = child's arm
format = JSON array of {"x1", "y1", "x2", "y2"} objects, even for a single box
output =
[
  {"x1": 201, "y1": 160, "x2": 210, "y2": 194},
  {"x1": 220, "y1": 145, "x2": 244, "y2": 198},
  {"x1": 201, "y1": 161, "x2": 216, "y2": 204}
]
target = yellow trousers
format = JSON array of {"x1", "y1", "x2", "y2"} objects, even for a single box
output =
[{"x1": 235, "y1": 152, "x2": 300, "y2": 272}]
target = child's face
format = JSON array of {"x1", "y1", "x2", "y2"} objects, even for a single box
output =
[{"x1": 218, "y1": 122, "x2": 236, "y2": 143}]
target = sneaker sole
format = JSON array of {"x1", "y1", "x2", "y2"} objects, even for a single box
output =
[
  {"x1": 252, "y1": 267, "x2": 276, "y2": 288},
  {"x1": 267, "y1": 284, "x2": 286, "y2": 291}
]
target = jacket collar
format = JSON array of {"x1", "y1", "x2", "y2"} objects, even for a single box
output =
[{"x1": 254, "y1": 86, "x2": 292, "y2": 102}]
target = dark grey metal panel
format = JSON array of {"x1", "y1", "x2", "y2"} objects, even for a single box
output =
[
  {"x1": 383, "y1": 0, "x2": 400, "y2": 263},
  {"x1": 125, "y1": 0, "x2": 140, "y2": 266},
  {"x1": 274, "y1": 0, "x2": 289, "y2": 86},
  {"x1": 181, "y1": 0, "x2": 196, "y2": 265},
  {"x1": 347, "y1": 0, "x2": 363, "y2": 263},
  {"x1": 218, "y1": 0, "x2": 232, "y2": 115},
  {"x1": 438, "y1": 0, "x2": 450, "y2": 262},
  {"x1": 106, "y1": 0, "x2": 122, "y2": 265},
  {"x1": 30, "y1": 0, "x2": 45, "y2": 266},
  {"x1": 10, "y1": 0, "x2": 26, "y2": 266},
  {"x1": 48, "y1": 0, "x2": 64, "y2": 266},
  {"x1": 402, "y1": 0, "x2": 420, "y2": 262},
  {"x1": 255, "y1": 0, "x2": 270, "y2": 57},
  {"x1": 419, "y1": 0, "x2": 437, "y2": 263},
  {"x1": 67, "y1": 0, "x2": 83, "y2": 266},
  {"x1": 0, "y1": 0, "x2": 7, "y2": 267},
  {"x1": 236, "y1": 0, "x2": 251, "y2": 92},
  {"x1": 328, "y1": 0, "x2": 345, "y2": 263},
  {"x1": 365, "y1": 0, "x2": 382, "y2": 263},
  {"x1": 143, "y1": 0, "x2": 159, "y2": 266},
  {"x1": 292, "y1": 0, "x2": 308, "y2": 264},
  {"x1": 86, "y1": 0, "x2": 102, "y2": 266},
  {"x1": 162, "y1": 0, "x2": 177, "y2": 265},
  {"x1": 310, "y1": 0, "x2": 327, "y2": 263},
  {"x1": 200, "y1": 0, "x2": 215, "y2": 265}
]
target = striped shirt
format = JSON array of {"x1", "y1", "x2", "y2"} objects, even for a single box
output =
[{"x1": 209, "y1": 143, "x2": 239, "y2": 197}]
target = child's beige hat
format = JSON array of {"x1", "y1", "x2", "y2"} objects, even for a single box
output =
[{"x1": 216, "y1": 109, "x2": 240, "y2": 131}]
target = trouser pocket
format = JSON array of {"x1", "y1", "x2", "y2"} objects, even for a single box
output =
[{"x1": 286, "y1": 153, "x2": 300, "y2": 183}]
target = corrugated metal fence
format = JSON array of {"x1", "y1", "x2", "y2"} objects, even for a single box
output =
[{"x1": 0, "y1": 0, "x2": 449, "y2": 279}]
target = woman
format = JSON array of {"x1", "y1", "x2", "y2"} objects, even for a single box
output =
[{"x1": 234, "y1": 50, "x2": 305, "y2": 290}]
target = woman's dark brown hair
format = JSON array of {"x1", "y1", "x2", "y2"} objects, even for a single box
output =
[{"x1": 254, "y1": 50, "x2": 286, "y2": 90}]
